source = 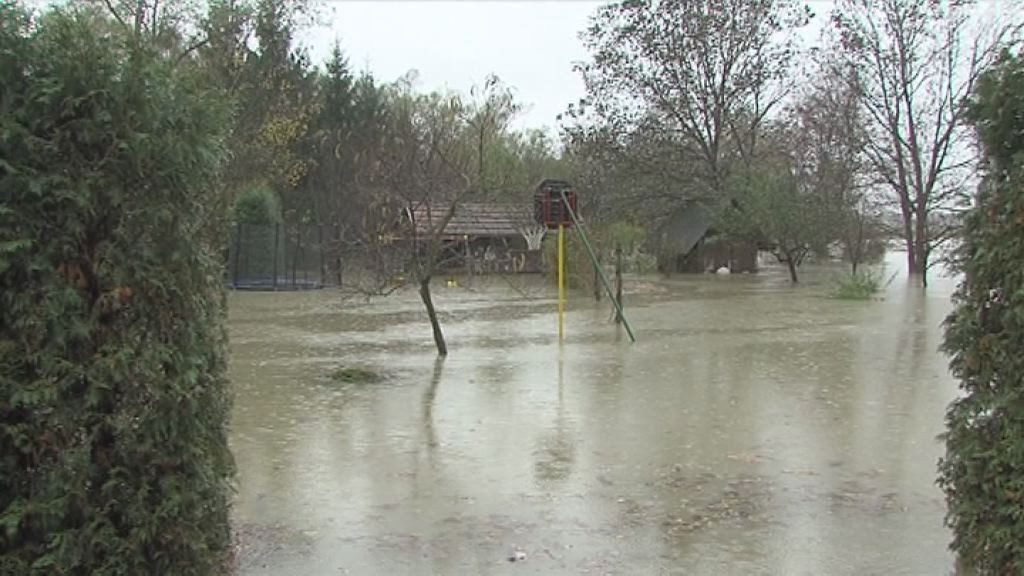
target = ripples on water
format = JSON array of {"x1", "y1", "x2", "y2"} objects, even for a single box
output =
[{"x1": 229, "y1": 255, "x2": 960, "y2": 575}]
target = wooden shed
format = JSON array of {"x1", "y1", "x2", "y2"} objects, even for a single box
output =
[{"x1": 656, "y1": 204, "x2": 757, "y2": 273}]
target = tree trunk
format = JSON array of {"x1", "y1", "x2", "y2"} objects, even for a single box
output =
[
  {"x1": 419, "y1": 276, "x2": 447, "y2": 356},
  {"x1": 335, "y1": 225, "x2": 343, "y2": 286},
  {"x1": 134, "y1": 0, "x2": 145, "y2": 36},
  {"x1": 919, "y1": 248, "x2": 929, "y2": 288},
  {"x1": 849, "y1": 213, "x2": 863, "y2": 276},
  {"x1": 891, "y1": 122, "x2": 917, "y2": 278},
  {"x1": 272, "y1": 223, "x2": 279, "y2": 291},
  {"x1": 785, "y1": 255, "x2": 799, "y2": 283},
  {"x1": 912, "y1": 236, "x2": 927, "y2": 275},
  {"x1": 903, "y1": 224, "x2": 916, "y2": 276},
  {"x1": 913, "y1": 203, "x2": 929, "y2": 286}
]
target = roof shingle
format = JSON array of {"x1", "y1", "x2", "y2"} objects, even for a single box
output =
[{"x1": 409, "y1": 203, "x2": 533, "y2": 238}]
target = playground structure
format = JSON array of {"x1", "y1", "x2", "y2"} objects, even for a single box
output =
[{"x1": 534, "y1": 179, "x2": 636, "y2": 343}]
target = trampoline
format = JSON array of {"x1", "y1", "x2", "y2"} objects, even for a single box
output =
[{"x1": 227, "y1": 223, "x2": 329, "y2": 290}]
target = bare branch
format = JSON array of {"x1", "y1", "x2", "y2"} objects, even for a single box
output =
[
  {"x1": 173, "y1": 37, "x2": 210, "y2": 67},
  {"x1": 103, "y1": 0, "x2": 130, "y2": 30},
  {"x1": 831, "y1": 0, "x2": 1020, "y2": 278}
]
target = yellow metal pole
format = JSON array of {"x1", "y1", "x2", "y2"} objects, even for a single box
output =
[{"x1": 557, "y1": 223, "x2": 565, "y2": 341}]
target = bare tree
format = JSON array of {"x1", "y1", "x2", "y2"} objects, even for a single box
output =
[
  {"x1": 790, "y1": 55, "x2": 886, "y2": 274},
  {"x1": 832, "y1": 0, "x2": 1021, "y2": 285},
  {"x1": 465, "y1": 74, "x2": 521, "y2": 195},
  {"x1": 362, "y1": 85, "x2": 470, "y2": 356},
  {"x1": 94, "y1": 0, "x2": 183, "y2": 38},
  {"x1": 572, "y1": 0, "x2": 811, "y2": 200},
  {"x1": 343, "y1": 71, "x2": 533, "y2": 355}
]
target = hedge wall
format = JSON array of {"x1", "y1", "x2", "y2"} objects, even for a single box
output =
[
  {"x1": 0, "y1": 6, "x2": 234, "y2": 575},
  {"x1": 939, "y1": 52, "x2": 1024, "y2": 574}
]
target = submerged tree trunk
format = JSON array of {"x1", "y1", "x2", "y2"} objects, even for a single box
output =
[
  {"x1": 914, "y1": 203, "x2": 929, "y2": 286},
  {"x1": 848, "y1": 214, "x2": 864, "y2": 276},
  {"x1": 777, "y1": 246, "x2": 800, "y2": 284},
  {"x1": 334, "y1": 225, "x2": 344, "y2": 286},
  {"x1": 785, "y1": 258, "x2": 799, "y2": 283},
  {"x1": 898, "y1": 198, "x2": 917, "y2": 276},
  {"x1": 418, "y1": 276, "x2": 447, "y2": 356},
  {"x1": 919, "y1": 247, "x2": 930, "y2": 288},
  {"x1": 774, "y1": 245, "x2": 800, "y2": 283},
  {"x1": 903, "y1": 231, "x2": 916, "y2": 275}
]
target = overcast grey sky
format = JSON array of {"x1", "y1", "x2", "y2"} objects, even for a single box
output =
[
  {"x1": 305, "y1": 1, "x2": 605, "y2": 134},
  {"x1": 300, "y1": 1, "x2": 853, "y2": 135},
  {"x1": 50, "y1": 0, "x2": 1010, "y2": 135}
]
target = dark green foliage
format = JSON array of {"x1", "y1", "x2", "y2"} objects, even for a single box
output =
[
  {"x1": 939, "y1": 52, "x2": 1024, "y2": 574},
  {"x1": 0, "y1": 5, "x2": 233, "y2": 575},
  {"x1": 214, "y1": 0, "x2": 319, "y2": 222},
  {"x1": 967, "y1": 50, "x2": 1024, "y2": 176},
  {"x1": 722, "y1": 158, "x2": 828, "y2": 283},
  {"x1": 233, "y1": 183, "x2": 282, "y2": 225},
  {"x1": 304, "y1": 44, "x2": 388, "y2": 235}
]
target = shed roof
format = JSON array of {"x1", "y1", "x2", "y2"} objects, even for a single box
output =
[
  {"x1": 409, "y1": 202, "x2": 532, "y2": 238},
  {"x1": 659, "y1": 204, "x2": 713, "y2": 255}
]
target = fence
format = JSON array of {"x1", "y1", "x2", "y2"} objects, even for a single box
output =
[{"x1": 227, "y1": 223, "x2": 328, "y2": 290}]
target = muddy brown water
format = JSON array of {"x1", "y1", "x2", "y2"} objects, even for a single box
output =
[{"x1": 228, "y1": 254, "x2": 959, "y2": 575}]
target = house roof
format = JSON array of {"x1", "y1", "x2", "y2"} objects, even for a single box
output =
[
  {"x1": 408, "y1": 202, "x2": 533, "y2": 238},
  {"x1": 659, "y1": 204, "x2": 713, "y2": 255}
]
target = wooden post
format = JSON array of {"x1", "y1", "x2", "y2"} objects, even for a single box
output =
[
  {"x1": 335, "y1": 225, "x2": 343, "y2": 286},
  {"x1": 615, "y1": 243, "x2": 623, "y2": 324},
  {"x1": 272, "y1": 223, "x2": 279, "y2": 291},
  {"x1": 318, "y1": 225, "x2": 325, "y2": 287},
  {"x1": 558, "y1": 223, "x2": 565, "y2": 341},
  {"x1": 232, "y1": 223, "x2": 242, "y2": 288},
  {"x1": 293, "y1": 228, "x2": 301, "y2": 288}
]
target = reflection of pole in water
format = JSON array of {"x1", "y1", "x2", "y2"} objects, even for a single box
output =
[
  {"x1": 534, "y1": 349, "x2": 576, "y2": 483},
  {"x1": 558, "y1": 348, "x2": 564, "y2": 403},
  {"x1": 558, "y1": 223, "x2": 565, "y2": 341}
]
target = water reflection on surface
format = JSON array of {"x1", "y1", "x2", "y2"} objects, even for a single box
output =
[{"x1": 229, "y1": 255, "x2": 959, "y2": 575}]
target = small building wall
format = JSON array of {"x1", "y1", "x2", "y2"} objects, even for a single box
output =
[{"x1": 675, "y1": 236, "x2": 757, "y2": 273}]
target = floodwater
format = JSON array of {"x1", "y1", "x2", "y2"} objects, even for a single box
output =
[{"x1": 227, "y1": 253, "x2": 961, "y2": 575}]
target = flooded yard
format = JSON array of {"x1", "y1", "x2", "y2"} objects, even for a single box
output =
[{"x1": 227, "y1": 256, "x2": 959, "y2": 575}]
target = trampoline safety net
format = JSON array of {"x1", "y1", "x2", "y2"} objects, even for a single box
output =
[{"x1": 227, "y1": 223, "x2": 327, "y2": 290}]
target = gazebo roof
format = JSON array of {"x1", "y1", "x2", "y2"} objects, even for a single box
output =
[{"x1": 408, "y1": 202, "x2": 532, "y2": 238}]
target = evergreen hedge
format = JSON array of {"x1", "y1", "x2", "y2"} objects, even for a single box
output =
[
  {"x1": 939, "y1": 52, "x2": 1024, "y2": 573},
  {"x1": 0, "y1": 5, "x2": 233, "y2": 574}
]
